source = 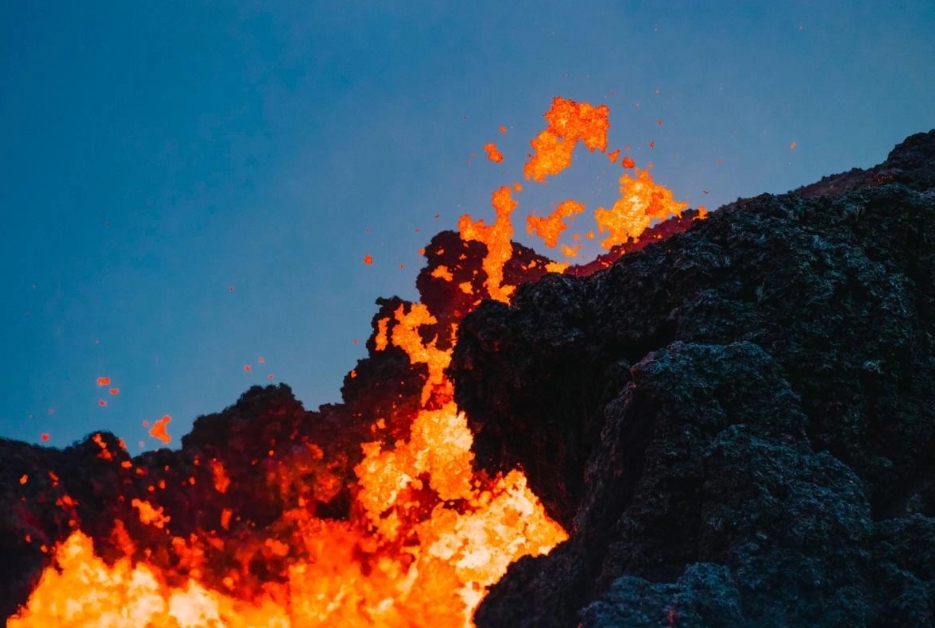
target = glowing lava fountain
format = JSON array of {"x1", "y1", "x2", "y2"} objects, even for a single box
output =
[{"x1": 10, "y1": 97, "x2": 704, "y2": 627}]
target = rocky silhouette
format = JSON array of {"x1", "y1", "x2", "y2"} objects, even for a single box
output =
[
  {"x1": 454, "y1": 130, "x2": 935, "y2": 627},
  {"x1": 2, "y1": 130, "x2": 934, "y2": 627}
]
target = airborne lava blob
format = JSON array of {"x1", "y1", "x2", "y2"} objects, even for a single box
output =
[{"x1": 11, "y1": 97, "x2": 704, "y2": 627}]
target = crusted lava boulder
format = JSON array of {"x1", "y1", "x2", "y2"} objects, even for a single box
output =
[{"x1": 452, "y1": 131, "x2": 935, "y2": 627}]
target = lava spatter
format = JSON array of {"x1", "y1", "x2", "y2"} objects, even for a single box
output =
[{"x1": 12, "y1": 96, "x2": 704, "y2": 628}]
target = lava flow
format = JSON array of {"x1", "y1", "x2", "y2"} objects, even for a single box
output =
[{"x1": 10, "y1": 97, "x2": 705, "y2": 627}]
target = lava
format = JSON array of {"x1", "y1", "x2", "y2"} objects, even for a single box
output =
[
  {"x1": 524, "y1": 97, "x2": 610, "y2": 182},
  {"x1": 526, "y1": 199, "x2": 585, "y2": 249},
  {"x1": 11, "y1": 96, "x2": 705, "y2": 627},
  {"x1": 593, "y1": 168, "x2": 690, "y2": 249},
  {"x1": 482, "y1": 143, "x2": 503, "y2": 163},
  {"x1": 457, "y1": 186, "x2": 519, "y2": 303},
  {"x1": 149, "y1": 415, "x2": 173, "y2": 445}
]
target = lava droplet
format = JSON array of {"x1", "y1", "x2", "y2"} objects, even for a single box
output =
[
  {"x1": 484, "y1": 142, "x2": 504, "y2": 163},
  {"x1": 148, "y1": 415, "x2": 172, "y2": 445}
]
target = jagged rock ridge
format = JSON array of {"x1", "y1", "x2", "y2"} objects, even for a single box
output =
[{"x1": 450, "y1": 131, "x2": 935, "y2": 627}]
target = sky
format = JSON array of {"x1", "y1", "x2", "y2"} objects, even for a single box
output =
[{"x1": 1, "y1": 1, "x2": 934, "y2": 450}]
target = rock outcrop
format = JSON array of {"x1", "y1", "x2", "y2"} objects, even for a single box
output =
[{"x1": 451, "y1": 131, "x2": 935, "y2": 627}]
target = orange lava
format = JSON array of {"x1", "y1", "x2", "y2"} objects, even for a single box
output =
[
  {"x1": 458, "y1": 186, "x2": 519, "y2": 303},
  {"x1": 594, "y1": 168, "x2": 689, "y2": 249},
  {"x1": 149, "y1": 415, "x2": 172, "y2": 445},
  {"x1": 431, "y1": 265, "x2": 454, "y2": 282},
  {"x1": 13, "y1": 95, "x2": 705, "y2": 628},
  {"x1": 527, "y1": 199, "x2": 585, "y2": 248},
  {"x1": 560, "y1": 244, "x2": 582, "y2": 258},
  {"x1": 483, "y1": 142, "x2": 504, "y2": 163},
  {"x1": 524, "y1": 96, "x2": 610, "y2": 182},
  {"x1": 131, "y1": 498, "x2": 171, "y2": 529}
]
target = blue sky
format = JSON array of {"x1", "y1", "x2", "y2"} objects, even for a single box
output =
[{"x1": 2, "y1": 1, "x2": 933, "y2": 449}]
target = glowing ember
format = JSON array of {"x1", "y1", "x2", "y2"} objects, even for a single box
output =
[
  {"x1": 378, "y1": 302, "x2": 456, "y2": 406},
  {"x1": 527, "y1": 199, "x2": 585, "y2": 249},
  {"x1": 483, "y1": 142, "x2": 503, "y2": 163},
  {"x1": 524, "y1": 96, "x2": 609, "y2": 182},
  {"x1": 12, "y1": 95, "x2": 705, "y2": 628},
  {"x1": 594, "y1": 168, "x2": 689, "y2": 249},
  {"x1": 458, "y1": 186, "x2": 518, "y2": 302},
  {"x1": 560, "y1": 244, "x2": 582, "y2": 258},
  {"x1": 431, "y1": 265, "x2": 454, "y2": 282},
  {"x1": 149, "y1": 415, "x2": 172, "y2": 445},
  {"x1": 132, "y1": 498, "x2": 171, "y2": 528}
]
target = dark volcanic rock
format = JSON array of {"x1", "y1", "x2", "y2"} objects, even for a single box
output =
[
  {"x1": 454, "y1": 130, "x2": 935, "y2": 627},
  {"x1": 579, "y1": 563, "x2": 746, "y2": 628}
]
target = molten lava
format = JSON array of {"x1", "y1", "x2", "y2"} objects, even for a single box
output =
[
  {"x1": 11, "y1": 96, "x2": 705, "y2": 627},
  {"x1": 149, "y1": 415, "x2": 173, "y2": 445},
  {"x1": 527, "y1": 199, "x2": 585, "y2": 249}
]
